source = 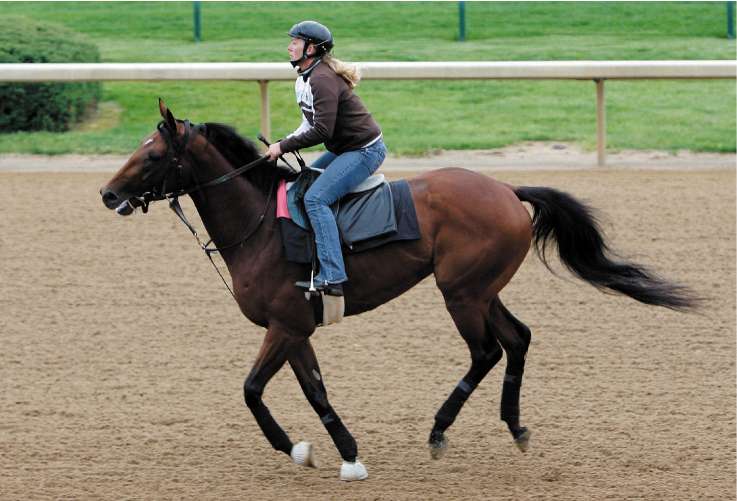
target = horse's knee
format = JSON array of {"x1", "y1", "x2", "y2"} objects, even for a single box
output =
[{"x1": 243, "y1": 378, "x2": 263, "y2": 409}]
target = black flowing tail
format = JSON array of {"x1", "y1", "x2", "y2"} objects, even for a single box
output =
[{"x1": 514, "y1": 186, "x2": 697, "y2": 312}]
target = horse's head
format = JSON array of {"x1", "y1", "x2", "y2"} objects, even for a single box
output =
[{"x1": 100, "y1": 99, "x2": 200, "y2": 215}]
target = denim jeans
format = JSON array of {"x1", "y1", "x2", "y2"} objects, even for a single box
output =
[{"x1": 304, "y1": 138, "x2": 387, "y2": 284}]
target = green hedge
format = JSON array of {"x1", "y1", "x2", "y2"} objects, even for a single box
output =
[{"x1": 0, "y1": 16, "x2": 101, "y2": 132}]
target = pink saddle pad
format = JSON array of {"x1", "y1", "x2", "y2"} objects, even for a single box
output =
[{"x1": 276, "y1": 179, "x2": 291, "y2": 219}]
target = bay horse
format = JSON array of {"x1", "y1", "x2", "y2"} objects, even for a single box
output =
[{"x1": 100, "y1": 101, "x2": 694, "y2": 481}]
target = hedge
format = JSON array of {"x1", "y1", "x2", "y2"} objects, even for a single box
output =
[{"x1": 0, "y1": 16, "x2": 102, "y2": 132}]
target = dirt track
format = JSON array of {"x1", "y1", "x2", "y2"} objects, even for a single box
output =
[{"x1": 0, "y1": 165, "x2": 734, "y2": 500}]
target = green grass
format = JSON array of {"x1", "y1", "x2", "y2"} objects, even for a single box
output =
[
  {"x1": 0, "y1": 1, "x2": 735, "y2": 155},
  {"x1": 3, "y1": 2, "x2": 735, "y2": 43}
]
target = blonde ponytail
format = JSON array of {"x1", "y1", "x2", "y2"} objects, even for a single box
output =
[{"x1": 323, "y1": 54, "x2": 361, "y2": 88}]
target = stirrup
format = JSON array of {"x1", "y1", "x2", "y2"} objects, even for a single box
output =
[{"x1": 295, "y1": 281, "x2": 344, "y2": 297}]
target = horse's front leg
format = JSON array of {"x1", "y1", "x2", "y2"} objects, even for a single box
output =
[
  {"x1": 243, "y1": 326, "x2": 299, "y2": 460},
  {"x1": 288, "y1": 339, "x2": 367, "y2": 481}
]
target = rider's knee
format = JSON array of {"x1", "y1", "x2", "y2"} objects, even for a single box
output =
[{"x1": 303, "y1": 189, "x2": 325, "y2": 210}]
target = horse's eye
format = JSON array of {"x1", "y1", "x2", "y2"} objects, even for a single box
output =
[{"x1": 148, "y1": 152, "x2": 163, "y2": 162}]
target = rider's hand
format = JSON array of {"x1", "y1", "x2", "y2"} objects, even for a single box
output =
[{"x1": 266, "y1": 142, "x2": 282, "y2": 161}]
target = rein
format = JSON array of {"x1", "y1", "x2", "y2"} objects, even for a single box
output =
[{"x1": 132, "y1": 119, "x2": 276, "y2": 300}]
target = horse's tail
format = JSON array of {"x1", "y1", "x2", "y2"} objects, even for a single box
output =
[{"x1": 514, "y1": 186, "x2": 697, "y2": 311}]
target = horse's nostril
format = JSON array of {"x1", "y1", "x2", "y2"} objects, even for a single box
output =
[{"x1": 101, "y1": 189, "x2": 120, "y2": 208}]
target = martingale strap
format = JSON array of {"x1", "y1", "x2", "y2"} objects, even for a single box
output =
[
  {"x1": 169, "y1": 197, "x2": 237, "y2": 299},
  {"x1": 167, "y1": 170, "x2": 276, "y2": 301},
  {"x1": 169, "y1": 197, "x2": 201, "y2": 242}
]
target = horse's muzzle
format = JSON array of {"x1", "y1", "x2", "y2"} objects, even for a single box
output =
[
  {"x1": 100, "y1": 187, "x2": 120, "y2": 208},
  {"x1": 100, "y1": 187, "x2": 135, "y2": 216}
]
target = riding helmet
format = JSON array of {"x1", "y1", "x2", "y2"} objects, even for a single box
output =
[{"x1": 288, "y1": 20, "x2": 334, "y2": 54}]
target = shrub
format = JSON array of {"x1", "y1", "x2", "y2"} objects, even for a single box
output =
[{"x1": 0, "y1": 16, "x2": 102, "y2": 132}]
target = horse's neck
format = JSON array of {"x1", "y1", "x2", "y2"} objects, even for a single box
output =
[{"x1": 187, "y1": 148, "x2": 274, "y2": 261}]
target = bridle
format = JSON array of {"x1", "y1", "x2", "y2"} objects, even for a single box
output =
[
  {"x1": 130, "y1": 119, "x2": 272, "y2": 212},
  {"x1": 128, "y1": 118, "x2": 276, "y2": 299}
]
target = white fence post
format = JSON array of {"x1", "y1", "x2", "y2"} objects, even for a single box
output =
[
  {"x1": 258, "y1": 80, "x2": 270, "y2": 141},
  {"x1": 595, "y1": 79, "x2": 606, "y2": 167}
]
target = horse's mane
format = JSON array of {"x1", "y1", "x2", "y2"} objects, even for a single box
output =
[{"x1": 202, "y1": 122, "x2": 279, "y2": 194}]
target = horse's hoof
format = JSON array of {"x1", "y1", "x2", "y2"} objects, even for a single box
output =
[
  {"x1": 291, "y1": 441, "x2": 317, "y2": 468},
  {"x1": 513, "y1": 428, "x2": 531, "y2": 453},
  {"x1": 429, "y1": 435, "x2": 449, "y2": 460},
  {"x1": 340, "y1": 460, "x2": 368, "y2": 481}
]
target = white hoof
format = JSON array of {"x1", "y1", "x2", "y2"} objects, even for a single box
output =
[
  {"x1": 340, "y1": 460, "x2": 368, "y2": 481},
  {"x1": 290, "y1": 441, "x2": 317, "y2": 468}
]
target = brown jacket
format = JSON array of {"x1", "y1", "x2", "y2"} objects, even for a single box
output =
[{"x1": 280, "y1": 61, "x2": 381, "y2": 155}]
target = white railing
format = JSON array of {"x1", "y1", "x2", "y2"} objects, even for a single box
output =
[{"x1": 1, "y1": 61, "x2": 734, "y2": 166}]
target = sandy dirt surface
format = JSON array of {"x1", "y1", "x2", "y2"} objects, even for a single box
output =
[{"x1": 0, "y1": 161, "x2": 734, "y2": 499}]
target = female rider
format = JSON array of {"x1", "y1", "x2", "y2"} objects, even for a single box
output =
[{"x1": 265, "y1": 21, "x2": 387, "y2": 297}]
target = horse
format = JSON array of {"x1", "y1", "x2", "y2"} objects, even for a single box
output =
[{"x1": 100, "y1": 100, "x2": 695, "y2": 481}]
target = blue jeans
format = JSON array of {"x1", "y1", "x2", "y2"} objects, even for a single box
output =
[{"x1": 304, "y1": 138, "x2": 387, "y2": 284}]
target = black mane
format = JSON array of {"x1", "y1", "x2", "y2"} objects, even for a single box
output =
[{"x1": 202, "y1": 122, "x2": 278, "y2": 193}]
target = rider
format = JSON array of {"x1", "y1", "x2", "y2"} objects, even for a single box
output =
[{"x1": 265, "y1": 20, "x2": 386, "y2": 297}]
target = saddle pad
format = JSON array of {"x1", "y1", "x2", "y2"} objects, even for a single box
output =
[
  {"x1": 282, "y1": 171, "x2": 397, "y2": 245},
  {"x1": 347, "y1": 179, "x2": 420, "y2": 253},
  {"x1": 276, "y1": 179, "x2": 290, "y2": 219},
  {"x1": 337, "y1": 182, "x2": 397, "y2": 247},
  {"x1": 278, "y1": 180, "x2": 421, "y2": 264}
]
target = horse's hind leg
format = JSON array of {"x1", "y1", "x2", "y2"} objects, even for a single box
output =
[
  {"x1": 490, "y1": 298, "x2": 532, "y2": 452},
  {"x1": 428, "y1": 299, "x2": 503, "y2": 459}
]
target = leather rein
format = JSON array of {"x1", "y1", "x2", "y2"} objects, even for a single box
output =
[{"x1": 129, "y1": 119, "x2": 276, "y2": 299}]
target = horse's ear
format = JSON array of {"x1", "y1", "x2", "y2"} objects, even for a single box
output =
[{"x1": 158, "y1": 98, "x2": 177, "y2": 132}]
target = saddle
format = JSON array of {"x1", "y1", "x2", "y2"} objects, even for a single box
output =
[
  {"x1": 287, "y1": 166, "x2": 396, "y2": 245},
  {"x1": 277, "y1": 166, "x2": 421, "y2": 265},
  {"x1": 274, "y1": 163, "x2": 421, "y2": 327}
]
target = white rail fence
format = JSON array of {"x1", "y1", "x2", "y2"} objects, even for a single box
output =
[{"x1": 1, "y1": 61, "x2": 734, "y2": 166}]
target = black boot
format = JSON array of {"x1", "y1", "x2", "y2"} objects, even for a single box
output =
[{"x1": 295, "y1": 281, "x2": 344, "y2": 297}]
